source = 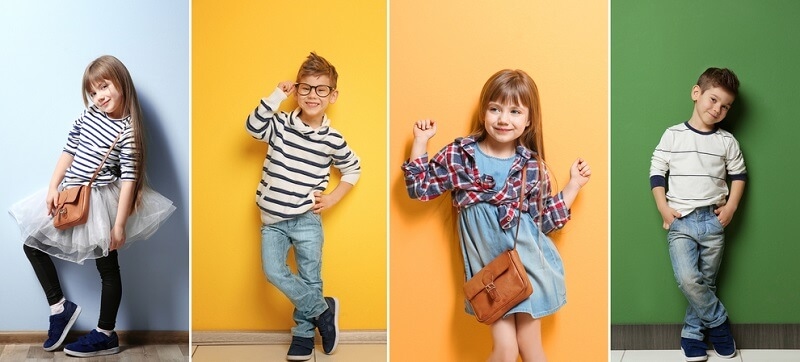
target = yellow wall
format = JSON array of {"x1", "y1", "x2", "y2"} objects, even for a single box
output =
[
  {"x1": 192, "y1": 0, "x2": 387, "y2": 330},
  {"x1": 389, "y1": 1, "x2": 608, "y2": 361}
]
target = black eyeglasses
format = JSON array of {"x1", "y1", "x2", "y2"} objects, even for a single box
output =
[{"x1": 295, "y1": 83, "x2": 334, "y2": 97}]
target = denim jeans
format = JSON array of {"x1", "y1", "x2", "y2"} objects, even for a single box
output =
[
  {"x1": 261, "y1": 211, "x2": 328, "y2": 338},
  {"x1": 667, "y1": 206, "x2": 728, "y2": 340}
]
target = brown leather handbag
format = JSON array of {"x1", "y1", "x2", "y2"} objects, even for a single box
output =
[
  {"x1": 463, "y1": 165, "x2": 533, "y2": 325},
  {"x1": 53, "y1": 132, "x2": 122, "y2": 230}
]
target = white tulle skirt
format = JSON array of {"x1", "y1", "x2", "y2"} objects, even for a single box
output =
[{"x1": 9, "y1": 181, "x2": 176, "y2": 264}]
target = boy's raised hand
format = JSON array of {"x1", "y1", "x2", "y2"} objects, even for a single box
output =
[
  {"x1": 413, "y1": 119, "x2": 437, "y2": 141},
  {"x1": 278, "y1": 81, "x2": 295, "y2": 96}
]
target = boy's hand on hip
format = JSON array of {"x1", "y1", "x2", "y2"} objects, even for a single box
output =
[{"x1": 312, "y1": 191, "x2": 339, "y2": 214}]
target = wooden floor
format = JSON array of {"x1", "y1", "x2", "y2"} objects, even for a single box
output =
[{"x1": 0, "y1": 344, "x2": 189, "y2": 361}]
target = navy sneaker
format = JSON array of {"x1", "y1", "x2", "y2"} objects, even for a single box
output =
[
  {"x1": 286, "y1": 336, "x2": 314, "y2": 361},
  {"x1": 315, "y1": 297, "x2": 339, "y2": 354},
  {"x1": 43, "y1": 300, "x2": 81, "y2": 351},
  {"x1": 680, "y1": 337, "x2": 708, "y2": 362},
  {"x1": 63, "y1": 329, "x2": 120, "y2": 357},
  {"x1": 708, "y1": 318, "x2": 737, "y2": 358}
]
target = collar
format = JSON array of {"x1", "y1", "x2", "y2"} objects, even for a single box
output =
[{"x1": 288, "y1": 108, "x2": 330, "y2": 135}]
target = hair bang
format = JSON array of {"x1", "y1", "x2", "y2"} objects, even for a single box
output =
[{"x1": 488, "y1": 81, "x2": 527, "y2": 108}]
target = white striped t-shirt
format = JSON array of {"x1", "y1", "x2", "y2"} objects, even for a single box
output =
[
  {"x1": 246, "y1": 88, "x2": 361, "y2": 225},
  {"x1": 62, "y1": 106, "x2": 136, "y2": 188},
  {"x1": 650, "y1": 122, "x2": 747, "y2": 217}
]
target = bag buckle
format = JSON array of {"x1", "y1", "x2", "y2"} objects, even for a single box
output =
[{"x1": 483, "y1": 282, "x2": 498, "y2": 301}]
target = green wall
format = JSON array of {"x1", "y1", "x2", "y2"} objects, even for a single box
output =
[{"x1": 612, "y1": 1, "x2": 800, "y2": 324}]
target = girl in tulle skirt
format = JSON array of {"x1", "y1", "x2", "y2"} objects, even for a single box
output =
[{"x1": 8, "y1": 55, "x2": 175, "y2": 357}]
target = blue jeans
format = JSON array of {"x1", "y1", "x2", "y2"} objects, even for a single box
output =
[
  {"x1": 667, "y1": 206, "x2": 729, "y2": 340},
  {"x1": 261, "y1": 211, "x2": 328, "y2": 338}
]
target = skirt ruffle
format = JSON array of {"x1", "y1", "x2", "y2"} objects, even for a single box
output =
[{"x1": 9, "y1": 182, "x2": 175, "y2": 264}]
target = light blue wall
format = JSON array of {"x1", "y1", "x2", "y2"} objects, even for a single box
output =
[{"x1": 0, "y1": 1, "x2": 189, "y2": 331}]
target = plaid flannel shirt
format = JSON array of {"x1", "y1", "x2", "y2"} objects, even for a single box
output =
[{"x1": 402, "y1": 136, "x2": 570, "y2": 234}]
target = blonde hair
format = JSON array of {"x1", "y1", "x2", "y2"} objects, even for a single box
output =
[{"x1": 81, "y1": 55, "x2": 146, "y2": 213}]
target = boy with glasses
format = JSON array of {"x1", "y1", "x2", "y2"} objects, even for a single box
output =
[{"x1": 246, "y1": 52, "x2": 361, "y2": 361}]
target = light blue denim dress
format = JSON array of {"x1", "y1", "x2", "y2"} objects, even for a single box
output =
[{"x1": 459, "y1": 148, "x2": 567, "y2": 319}]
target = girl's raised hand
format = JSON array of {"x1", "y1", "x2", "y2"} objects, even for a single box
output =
[
  {"x1": 569, "y1": 158, "x2": 591, "y2": 187},
  {"x1": 413, "y1": 119, "x2": 437, "y2": 141},
  {"x1": 278, "y1": 81, "x2": 295, "y2": 96}
]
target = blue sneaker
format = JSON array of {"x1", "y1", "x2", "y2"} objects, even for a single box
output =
[
  {"x1": 64, "y1": 329, "x2": 120, "y2": 357},
  {"x1": 286, "y1": 336, "x2": 314, "y2": 361},
  {"x1": 315, "y1": 297, "x2": 339, "y2": 354},
  {"x1": 680, "y1": 337, "x2": 708, "y2": 362},
  {"x1": 708, "y1": 318, "x2": 737, "y2": 358},
  {"x1": 43, "y1": 300, "x2": 81, "y2": 351}
]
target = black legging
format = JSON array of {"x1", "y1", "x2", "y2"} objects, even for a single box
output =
[{"x1": 23, "y1": 245, "x2": 122, "y2": 330}]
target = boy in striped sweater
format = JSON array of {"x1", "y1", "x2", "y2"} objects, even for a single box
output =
[
  {"x1": 650, "y1": 68, "x2": 744, "y2": 362},
  {"x1": 246, "y1": 52, "x2": 360, "y2": 361}
]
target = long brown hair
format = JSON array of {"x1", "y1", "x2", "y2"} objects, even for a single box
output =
[
  {"x1": 469, "y1": 69, "x2": 545, "y2": 160},
  {"x1": 469, "y1": 69, "x2": 549, "y2": 217},
  {"x1": 81, "y1": 55, "x2": 146, "y2": 213}
]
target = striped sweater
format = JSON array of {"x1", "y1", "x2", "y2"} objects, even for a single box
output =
[
  {"x1": 650, "y1": 122, "x2": 747, "y2": 217},
  {"x1": 246, "y1": 88, "x2": 361, "y2": 225},
  {"x1": 62, "y1": 106, "x2": 136, "y2": 188}
]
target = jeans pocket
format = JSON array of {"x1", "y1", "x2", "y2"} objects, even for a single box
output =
[{"x1": 711, "y1": 214, "x2": 725, "y2": 231}]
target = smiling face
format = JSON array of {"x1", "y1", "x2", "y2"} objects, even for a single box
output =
[
  {"x1": 480, "y1": 100, "x2": 530, "y2": 157},
  {"x1": 294, "y1": 74, "x2": 337, "y2": 128},
  {"x1": 689, "y1": 85, "x2": 735, "y2": 132},
  {"x1": 89, "y1": 79, "x2": 124, "y2": 119}
]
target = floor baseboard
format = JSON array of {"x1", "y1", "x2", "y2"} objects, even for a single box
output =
[
  {"x1": 0, "y1": 330, "x2": 188, "y2": 345},
  {"x1": 191, "y1": 330, "x2": 387, "y2": 345},
  {"x1": 612, "y1": 324, "x2": 800, "y2": 349}
]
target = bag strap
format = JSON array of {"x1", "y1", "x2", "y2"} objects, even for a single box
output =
[
  {"x1": 512, "y1": 163, "x2": 528, "y2": 250},
  {"x1": 87, "y1": 131, "x2": 123, "y2": 186}
]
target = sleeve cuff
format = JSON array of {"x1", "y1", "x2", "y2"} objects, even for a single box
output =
[{"x1": 650, "y1": 175, "x2": 666, "y2": 189}]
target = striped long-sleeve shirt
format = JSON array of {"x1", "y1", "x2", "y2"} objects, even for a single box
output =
[
  {"x1": 246, "y1": 88, "x2": 361, "y2": 225},
  {"x1": 62, "y1": 106, "x2": 136, "y2": 188},
  {"x1": 650, "y1": 122, "x2": 747, "y2": 217}
]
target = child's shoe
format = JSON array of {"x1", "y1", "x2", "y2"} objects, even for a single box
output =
[
  {"x1": 286, "y1": 336, "x2": 314, "y2": 361},
  {"x1": 63, "y1": 329, "x2": 120, "y2": 357},
  {"x1": 315, "y1": 296, "x2": 339, "y2": 354},
  {"x1": 708, "y1": 318, "x2": 737, "y2": 358},
  {"x1": 43, "y1": 300, "x2": 81, "y2": 351},
  {"x1": 680, "y1": 337, "x2": 708, "y2": 362}
]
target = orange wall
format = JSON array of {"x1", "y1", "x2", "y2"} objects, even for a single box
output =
[
  {"x1": 389, "y1": 1, "x2": 608, "y2": 361},
  {"x1": 192, "y1": 0, "x2": 387, "y2": 330}
]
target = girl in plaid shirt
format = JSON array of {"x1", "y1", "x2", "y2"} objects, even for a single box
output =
[{"x1": 403, "y1": 69, "x2": 591, "y2": 361}]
